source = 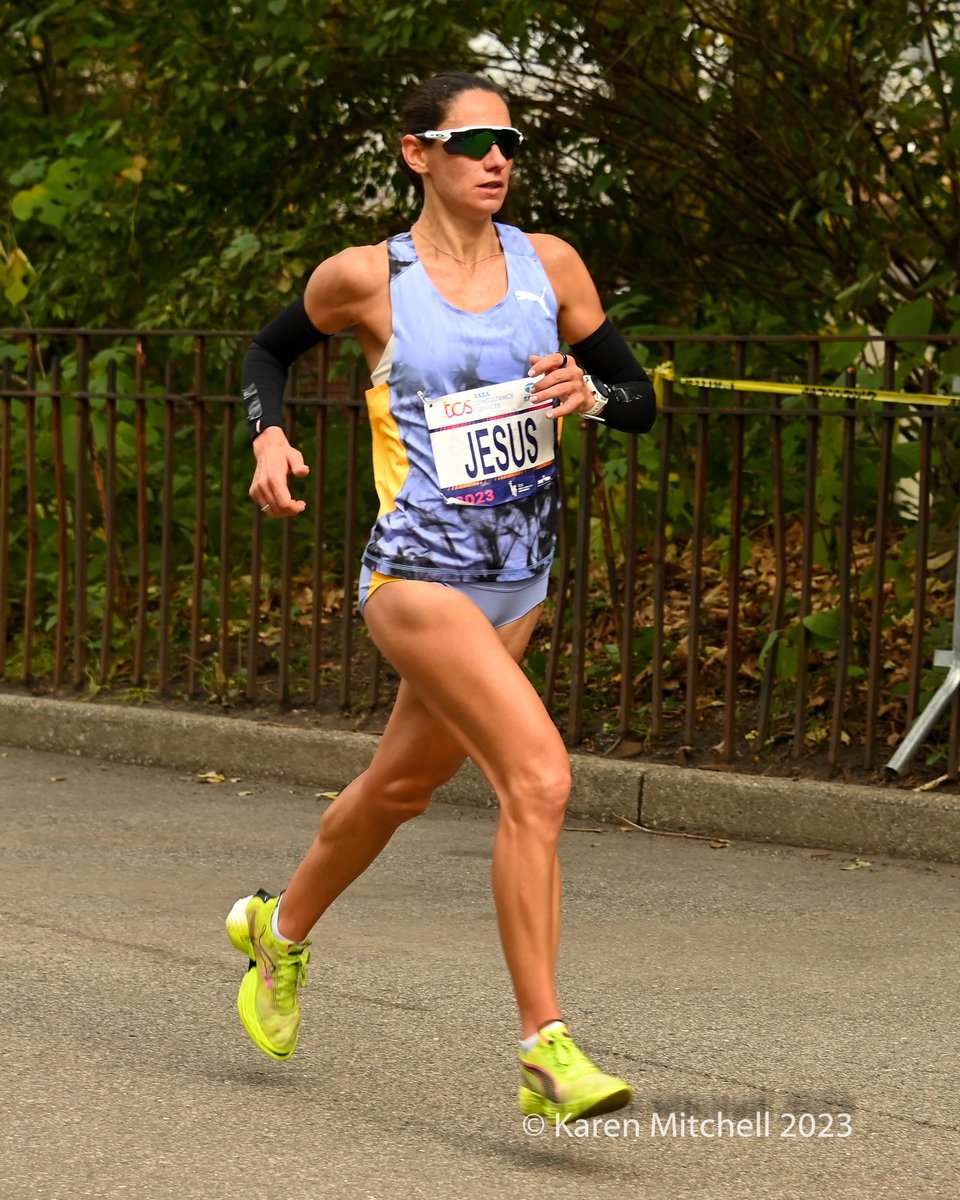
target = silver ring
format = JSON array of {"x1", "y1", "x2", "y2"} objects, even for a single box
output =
[
  {"x1": 260, "y1": 504, "x2": 271, "y2": 513},
  {"x1": 558, "y1": 353, "x2": 568, "y2": 368}
]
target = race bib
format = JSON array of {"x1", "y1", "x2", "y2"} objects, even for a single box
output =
[{"x1": 423, "y1": 377, "x2": 557, "y2": 506}]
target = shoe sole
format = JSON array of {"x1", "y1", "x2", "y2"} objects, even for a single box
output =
[{"x1": 518, "y1": 1083, "x2": 633, "y2": 1122}]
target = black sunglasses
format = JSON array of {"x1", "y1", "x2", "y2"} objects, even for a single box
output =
[{"x1": 413, "y1": 125, "x2": 524, "y2": 161}]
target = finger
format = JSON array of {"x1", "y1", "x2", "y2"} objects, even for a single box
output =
[
  {"x1": 287, "y1": 449, "x2": 310, "y2": 478},
  {"x1": 532, "y1": 378, "x2": 572, "y2": 401},
  {"x1": 274, "y1": 468, "x2": 310, "y2": 515},
  {"x1": 268, "y1": 492, "x2": 306, "y2": 517},
  {"x1": 533, "y1": 379, "x2": 585, "y2": 405},
  {"x1": 266, "y1": 500, "x2": 307, "y2": 518},
  {"x1": 546, "y1": 402, "x2": 582, "y2": 420},
  {"x1": 531, "y1": 366, "x2": 580, "y2": 394},
  {"x1": 529, "y1": 351, "x2": 572, "y2": 374},
  {"x1": 259, "y1": 473, "x2": 299, "y2": 516},
  {"x1": 545, "y1": 392, "x2": 589, "y2": 419},
  {"x1": 528, "y1": 348, "x2": 560, "y2": 374},
  {"x1": 252, "y1": 456, "x2": 305, "y2": 513},
  {"x1": 261, "y1": 496, "x2": 307, "y2": 518}
]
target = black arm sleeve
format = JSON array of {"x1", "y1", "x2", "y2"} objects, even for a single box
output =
[
  {"x1": 242, "y1": 296, "x2": 330, "y2": 441},
  {"x1": 570, "y1": 319, "x2": 657, "y2": 434}
]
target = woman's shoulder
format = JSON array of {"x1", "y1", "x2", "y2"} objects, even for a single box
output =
[
  {"x1": 305, "y1": 241, "x2": 389, "y2": 332},
  {"x1": 522, "y1": 232, "x2": 595, "y2": 296},
  {"x1": 316, "y1": 241, "x2": 389, "y2": 294},
  {"x1": 523, "y1": 231, "x2": 584, "y2": 271}
]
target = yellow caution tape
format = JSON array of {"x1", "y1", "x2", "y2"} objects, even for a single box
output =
[{"x1": 651, "y1": 361, "x2": 958, "y2": 409}]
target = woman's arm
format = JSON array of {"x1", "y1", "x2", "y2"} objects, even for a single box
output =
[
  {"x1": 245, "y1": 244, "x2": 387, "y2": 517},
  {"x1": 243, "y1": 245, "x2": 386, "y2": 443},
  {"x1": 526, "y1": 233, "x2": 657, "y2": 434}
]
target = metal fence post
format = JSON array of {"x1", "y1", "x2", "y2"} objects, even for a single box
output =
[{"x1": 886, "y1": 518, "x2": 960, "y2": 776}]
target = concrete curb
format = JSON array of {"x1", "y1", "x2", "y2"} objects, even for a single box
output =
[
  {"x1": 639, "y1": 765, "x2": 960, "y2": 865},
  {"x1": 2, "y1": 693, "x2": 958, "y2": 864},
  {"x1": 0, "y1": 693, "x2": 640, "y2": 822}
]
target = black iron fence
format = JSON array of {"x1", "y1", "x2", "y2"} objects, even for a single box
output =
[{"x1": 2, "y1": 327, "x2": 959, "y2": 782}]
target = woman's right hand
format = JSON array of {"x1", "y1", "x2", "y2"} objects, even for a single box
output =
[{"x1": 248, "y1": 427, "x2": 310, "y2": 517}]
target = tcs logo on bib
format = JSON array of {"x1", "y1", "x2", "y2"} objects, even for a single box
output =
[{"x1": 443, "y1": 398, "x2": 473, "y2": 417}]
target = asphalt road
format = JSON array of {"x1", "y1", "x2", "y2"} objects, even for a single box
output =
[{"x1": 2, "y1": 745, "x2": 959, "y2": 1200}]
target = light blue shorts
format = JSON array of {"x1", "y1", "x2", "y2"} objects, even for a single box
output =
[{"x1": 357, "y1": 564, "x2": 551, "y2": 629}]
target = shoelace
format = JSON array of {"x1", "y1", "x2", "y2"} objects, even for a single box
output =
[
  {"x1": 273, "y1": 947, "x2": 310, "y2": 1008},
  {"x1": 545, "y1": 1032, "x2": 595, "y2": 1079}
]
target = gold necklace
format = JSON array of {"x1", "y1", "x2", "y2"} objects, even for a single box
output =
[{"x1": 413, "y1": 225, "x2": 503, "y2": 266}]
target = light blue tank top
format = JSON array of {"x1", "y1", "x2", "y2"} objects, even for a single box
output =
[{"x1": 361, "y1": 223, "x2": 560, "y2": 583}]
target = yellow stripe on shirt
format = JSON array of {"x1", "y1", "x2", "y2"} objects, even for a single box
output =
[{"x1": 364, "y1": 380, "x2": 411, "y2": 519}]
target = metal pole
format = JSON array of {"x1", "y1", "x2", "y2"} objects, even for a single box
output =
[{"x1": 886, "y1": 517, "x2": 960, "y2": 776}]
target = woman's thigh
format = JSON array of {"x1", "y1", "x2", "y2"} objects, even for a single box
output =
[
  {"x1": 362, "y1": 591, "x2": 543, "y2": 794},
  {"x1": 363, "y1": 581, "x2": 567, "y2": 800}
]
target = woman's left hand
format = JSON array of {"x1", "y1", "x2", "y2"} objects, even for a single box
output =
[{"x1": 527, "y1": 352, "x2": 592, "y2": 420}]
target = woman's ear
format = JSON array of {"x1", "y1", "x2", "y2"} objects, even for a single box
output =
[{"x1": 400, "y1": 134, "x2": 429, "y2": 183}]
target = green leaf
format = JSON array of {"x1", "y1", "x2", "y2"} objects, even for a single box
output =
[
  {"x1": 221, "y1": 230, "x2": 262, "y2": 267},
  {"x1": 0, "y1": 343, "x2": 28, "y2": 367},
  {"x1": 10, "y1": 156, "x2": 91, "y2": 229},
  {"x1": 0, "y1": 247, "x2": 34, "y2": 306},
  {"x1": 8, "y1": 158, "x2": 49, "y2": 187},
  {"x1": 11, "y1": 187, "x2": 43, "y2": 222},
  {"x1": 834, "y1": 273, "x2": 880, "y2": 311},
  {"x1": 803, "y1": 608, "x2": 841, "y2": 643},
  {"x1": 13, "y1": 183, "x2": 71, "y2": 229},
  {"x1": 885, "y1": 298, "x2": 934, "y2": 339},
  {"x1": 757, "y1": 628, "x2": 780, "y2": 669},
  {"x1": 937, "y1": 345, "x2": 960, "y2": 378},
  {"x1": 3, "y1": 278, "x2": 28, "y2": 305}
]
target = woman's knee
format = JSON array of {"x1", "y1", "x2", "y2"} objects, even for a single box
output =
[
  {"x1": 497, "y1": 759, "x2": 572, "y2": 831},
  {"x1": 362, "y1": 766, "x2": 455, "y2": 825}
]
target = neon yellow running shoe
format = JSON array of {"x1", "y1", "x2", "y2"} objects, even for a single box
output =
[
  {"x1": 518, "y1": 1022, "x2": 632, "y2": 1122},
  {"x1": 225, "y1": 889, "x2": 310, "y2": 1061}
]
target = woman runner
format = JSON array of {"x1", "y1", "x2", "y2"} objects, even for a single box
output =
[{"x1": 227, "y1": 70, "x2": 656, "y2": 1123}]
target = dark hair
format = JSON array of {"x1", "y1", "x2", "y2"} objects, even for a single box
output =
[{"x1": 397, "y1": 72, "x2": 508, "y2": 199}]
